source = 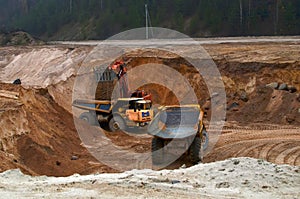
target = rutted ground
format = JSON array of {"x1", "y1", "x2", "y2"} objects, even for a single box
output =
[{"x1": 205, "y1": 124, "x2": 300, "y2": 166}]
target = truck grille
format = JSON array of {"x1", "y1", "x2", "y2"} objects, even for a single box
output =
[{"x1": 142, "y1": 111, "x2": 150, "y2": 117}]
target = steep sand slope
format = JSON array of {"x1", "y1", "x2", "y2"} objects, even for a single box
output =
[
  {"x1": 0, "y1": 45, "x2": 90, "y2": 88},
  {"x1": 0, "y1": 83, "x2": 114, "y2": 176}
]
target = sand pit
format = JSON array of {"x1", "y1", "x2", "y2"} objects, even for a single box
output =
[{"x1": 0, "y1": 39, "x2": 299, "y2": 198}]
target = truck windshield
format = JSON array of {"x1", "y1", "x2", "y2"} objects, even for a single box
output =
[
  {"x1": 136, "y1": 102, "x2": 151, "y2": 110},
  {"x1": 129, "y1": 101, "x2": 151, "y2": 110}
]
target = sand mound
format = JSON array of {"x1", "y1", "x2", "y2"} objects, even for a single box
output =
[
  {"x1": 0, "y1": 31, "x2": 43, "y2": 46},
  {"x1": 0, "y1": 83, "x2": 114, "y2": 176},
  {"x1": 0, "y1": 157, "x2": 299, "y2": 198},
  {"x1": 0, "y1": 46, "x2": 89, "y2": 88}
]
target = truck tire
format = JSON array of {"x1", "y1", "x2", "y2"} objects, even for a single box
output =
[
  {"x1": 99, "y1": 121, "x2": 110, "y2": 131},
  {"x1": 151, "y1": 137, "x2": 164, "y2": 165},
  {"x1": 189, "y1": 137, "x2": 201, "y2": 164},
  {"x1": 202, "y1": 129, "x2": 209, "y2": 151},
  {"x1": 79, "y1": 112, "x2": 98, "y2": 126},
  {"x1": 108, "y1": 116, "x2": 126, "y2": 132}
]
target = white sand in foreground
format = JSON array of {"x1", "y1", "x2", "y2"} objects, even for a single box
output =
[{"x1": 0, "y1": 157, "x2": 299, "y2": 199}]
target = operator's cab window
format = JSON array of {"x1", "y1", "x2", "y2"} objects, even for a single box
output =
[{"x1": 129, "y1": 100, "x2": 137, "y2": 110}]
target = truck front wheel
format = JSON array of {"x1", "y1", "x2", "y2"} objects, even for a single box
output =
[
  {"x1": 151, "y1": 137, "x2": 165, "y2": 165},
  {"x1": 202, "y1": 129, "x2": 209, "y2": 151},
  {"x1": 108, "y1": 116, "x2": 126, "y2": 132},
  {"x1": 79, "y1": 112, "x2": 98, "y2": 126},
  {"x1": 189, "y1": 137, "x2": 202, "y2": 164}
]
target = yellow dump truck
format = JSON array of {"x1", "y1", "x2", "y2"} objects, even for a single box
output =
[
  {"x1": 73, "y1": 98, "x2": 153, "y2": 132},
  {"x1": 147, "y1": 105, "x2": 208, "y2": 165}
]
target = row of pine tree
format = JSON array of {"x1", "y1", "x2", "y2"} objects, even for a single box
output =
[{"x1": 0, "y1": 0, "x2": 299, "y2": 40}]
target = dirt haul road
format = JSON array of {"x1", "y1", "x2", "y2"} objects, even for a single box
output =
[{"x1": 0, "y1": 38, "x2": 299, "y2": 179}]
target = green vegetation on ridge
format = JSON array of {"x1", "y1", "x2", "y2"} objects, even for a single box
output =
[{"x1": 0, "y1": 0, "x2": 299, "y2": 40}]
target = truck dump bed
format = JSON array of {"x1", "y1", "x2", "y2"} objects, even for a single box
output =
[
  {"x1": 72, "y1": 99, "x2": 112, "y2": 113},
  {"x1": 148, "y1": 105, "x2": 200, "y2": 139}
]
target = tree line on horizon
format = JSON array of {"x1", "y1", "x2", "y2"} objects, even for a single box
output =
[{"x1": 0, "y1": 0, "x2": 299, "y2": 40}]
